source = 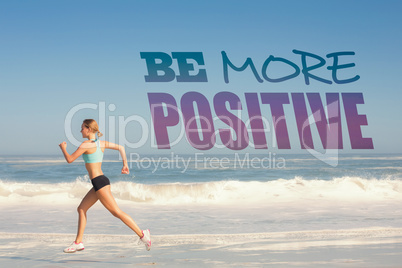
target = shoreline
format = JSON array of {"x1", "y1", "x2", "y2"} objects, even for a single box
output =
[
  {"x1": 1, "y1": 228, "x2": 402, "y2": 267},
  {"x1": 2, "y1": 226, "x2": 402, "y2": 242}
]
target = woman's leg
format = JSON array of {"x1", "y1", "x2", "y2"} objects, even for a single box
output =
[
  {"x1": 96, "y1": 185, "x2": 143, "y2": 237},
  {"x1": 75, "y1": 188, "x2": 98, "y2": 243}
]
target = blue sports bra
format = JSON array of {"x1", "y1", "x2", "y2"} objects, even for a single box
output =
[{"x1": 82, "y1": 139, "x2": 104, "y2": 163}]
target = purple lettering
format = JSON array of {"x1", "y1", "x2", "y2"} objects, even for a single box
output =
[
  {"x1": 181, "y1": 92, "x2": 215, "y2": 150},
  {"x1": 245, "y1": 93, "x2": 268, "y2": 149},
  {"x1": 148, "y1": 93, "x2": 180, "y2": 149},
  {"x1": 214, "y1": 92, "x2": 249, "y2": 150},
  {"x1": 291, "y1": 93, "x2": 314, "y2": 149},
  {"x1": 342, "y1": 93, "x2": 374, "y2": 149},
  {"x1": 307, "y1": 93, "x2": 343, "y2": 149},
  {"x1": 260, "y1": 93, "x2": 291, "y2": 149}
]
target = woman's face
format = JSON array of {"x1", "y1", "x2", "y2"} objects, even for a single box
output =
[{"x1": 80, "y1": 124, "x2": 91, "y2": 138}]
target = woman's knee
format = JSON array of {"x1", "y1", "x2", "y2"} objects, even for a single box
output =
[{"x1": 77, "y1": 206, "x2": 87, "y2": 214}]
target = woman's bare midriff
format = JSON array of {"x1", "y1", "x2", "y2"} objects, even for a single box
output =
[{"x1": 85, "y1": 162, "x2": 103, "y2": 179}]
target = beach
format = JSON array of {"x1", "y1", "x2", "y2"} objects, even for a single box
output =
[
  {"x1": 1, "y1": 200, "x2": 402, "y2": 267},
  {"x1": 2, "y1": 227, "x2": 402, "y2": 267},
  {"x1": 1, "y1": 154, "x2": 402, "y2": 267}
]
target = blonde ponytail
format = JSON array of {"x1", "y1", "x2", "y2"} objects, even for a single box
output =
[{"x1": 83, "y1": 119, "x2": 103, "y2": 138}]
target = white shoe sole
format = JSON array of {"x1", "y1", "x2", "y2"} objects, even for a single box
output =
[{"x1": 64, "y1": 248, "x2": 84, "y2": 253}]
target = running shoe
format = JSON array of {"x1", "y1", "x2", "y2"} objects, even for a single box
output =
[
  {"x1": 64, "y1": 241, "x2": 85, "y2": 253},
  {"x1": 138, "y1": 229, "x2": 151, "y2": 251}
]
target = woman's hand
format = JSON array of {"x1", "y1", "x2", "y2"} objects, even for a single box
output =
[
  {"x1": 59, "y1": 142, "x2": 67, "y2": 150},
  {"x1": 121, "y1": 165, "x2": 129, "y2": 174}
]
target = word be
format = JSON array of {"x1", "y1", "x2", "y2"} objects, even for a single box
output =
[{"x1": 140, "y1": 52, "x2": 207, "y2": 82}]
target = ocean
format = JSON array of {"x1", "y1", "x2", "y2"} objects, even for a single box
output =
[
  {"x1": 1, "y1": 153, "x2": 402, "y2": 266},
  {"x1": 1, "y1": 153, "x2": 402, "y2": 236}
]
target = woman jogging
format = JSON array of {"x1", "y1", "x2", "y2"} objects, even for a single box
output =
[{"x1": 59, "y1": 119, "x2": 151, "y2": 253}]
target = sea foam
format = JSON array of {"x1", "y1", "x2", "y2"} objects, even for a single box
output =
[{"x1": 1, "y1": 176, "x2": 402, "y2": 205}]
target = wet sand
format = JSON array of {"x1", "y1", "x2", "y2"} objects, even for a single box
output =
[{"x1": 1, "y1": 228, "x2": 402, "y2": 267}]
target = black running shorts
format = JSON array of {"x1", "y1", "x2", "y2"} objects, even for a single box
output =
[{"x1": 91, "y1": 175, "x2": 110, "y2": 191}]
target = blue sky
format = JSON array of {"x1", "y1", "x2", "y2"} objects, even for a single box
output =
[{"x1": 1, "y1": 0, "x2": 401, "y2": 155}]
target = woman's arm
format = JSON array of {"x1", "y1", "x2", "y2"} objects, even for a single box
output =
[
  {"x1": 59, "y1": 142, "x2": 87, "y2": 163},
  {"x1": 104, "y1": 141, "x2": 130, "y2": 174}
]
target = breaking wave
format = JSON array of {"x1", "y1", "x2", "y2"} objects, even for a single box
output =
[{"x1": 1, "y1": 176, "x2": 402, "y2": 205}]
